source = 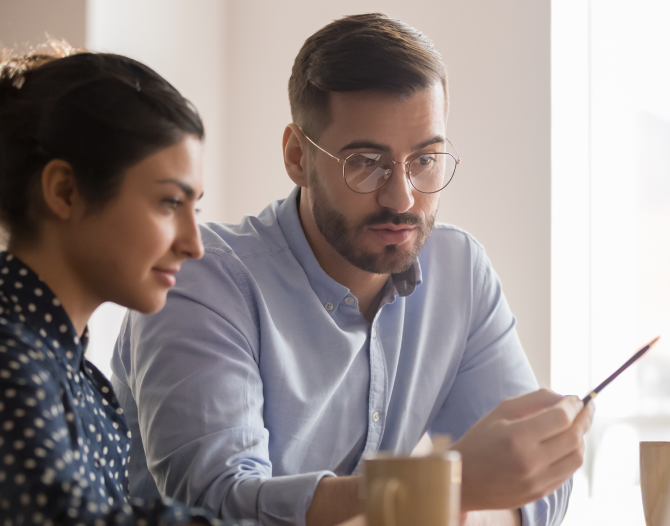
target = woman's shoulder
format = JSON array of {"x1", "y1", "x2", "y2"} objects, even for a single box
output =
[
  {"x1": 0, "y1": 316, "x2": 40, "y2": 354},
  {"x1": 0, "y1": 316, "x2": 61, "y2": 385}
]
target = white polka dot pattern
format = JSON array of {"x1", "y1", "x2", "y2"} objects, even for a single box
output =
[{"x1": 0, "y1": 253, "x2": 232, "y2": 526}]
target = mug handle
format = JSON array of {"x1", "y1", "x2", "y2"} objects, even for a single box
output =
[{"x1": 368, "y1": 478, "x2": 402, "y2": 526}]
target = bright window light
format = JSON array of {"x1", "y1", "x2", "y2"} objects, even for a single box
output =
[{"x1": 552, "y1": 1, "x2": 670, "y2": 524}]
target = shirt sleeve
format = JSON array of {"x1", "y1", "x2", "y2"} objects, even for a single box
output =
[
  {"x1": 0, "y1": 334, "x2": 216, "y2": 526},
  {"x1": 427, "y1": 244, "x2": 571, "y2": 526},
  {"x1": 115, "y1": 250, "x2": 333, "y2": 525}
]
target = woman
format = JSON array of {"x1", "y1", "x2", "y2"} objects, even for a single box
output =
[{"x1": 0, "y1": 43, "x2": 239, "y2": 525}]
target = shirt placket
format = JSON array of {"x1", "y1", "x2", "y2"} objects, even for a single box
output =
[{"x1": 357, "y1": 290, "x2": 397, "y2": 468}]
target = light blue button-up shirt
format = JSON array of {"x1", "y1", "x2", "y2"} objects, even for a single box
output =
[{"x1": 111, "y1": 187, "x2": 570, "y2": 526}]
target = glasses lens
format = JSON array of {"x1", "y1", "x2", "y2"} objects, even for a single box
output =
[
  {"x1": 408, "y1": 153, "x2": 457, "y2": 193},
  {"x1": 344, "y1": 153, "x2": 395, "y2": 193}
]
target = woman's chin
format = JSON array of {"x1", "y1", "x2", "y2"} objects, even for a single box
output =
[{"x1": 118, "y1": 289, "x2": 169, "y2": 314}]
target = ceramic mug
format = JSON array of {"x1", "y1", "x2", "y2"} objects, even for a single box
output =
[
  {"x1": 640, "y1": 441, "x2": 670, "y2": 526},
  {"x1": 363, "y1": 451, "x2": 461, "y2": 526}
]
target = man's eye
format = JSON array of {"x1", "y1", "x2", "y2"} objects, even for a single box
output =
[
  {"x1": 349, "y1": 154, "x2": 381, "y2": 168},
  {"x1": 418, "y1": 155, "x2": 435, "y2": 165}
]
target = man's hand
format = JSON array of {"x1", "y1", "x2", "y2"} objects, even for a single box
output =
[{"x1": 453, "y1": 388, "x2": 595, "y2": 511}]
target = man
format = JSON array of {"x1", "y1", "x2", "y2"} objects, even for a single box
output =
[{"x1": 111, "y1": 13, "x2": 593, "y2": 526}]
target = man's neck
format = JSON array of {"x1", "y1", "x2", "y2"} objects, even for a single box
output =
[{"x1": 297, "y1": 190, "x2": 388, "y2": 323}]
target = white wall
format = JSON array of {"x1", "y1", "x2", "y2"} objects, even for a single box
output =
[
  {"x1": 0, "y1": 0, "x2": 86, "y2": 50},
  {"x1": 86, "y1": 0, "x2": 228, "y2": 225},
  {"x1": 1, "y1": 0, "x2": 551, "y2": 387}
]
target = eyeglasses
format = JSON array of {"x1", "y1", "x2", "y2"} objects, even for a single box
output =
[{"x1": 301, "y1": 130, "x2": 461, "y2": 194}]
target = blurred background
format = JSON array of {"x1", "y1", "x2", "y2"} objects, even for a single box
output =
[{"x1": 1, "y1": 1, "x2": 668, "y2": 524}]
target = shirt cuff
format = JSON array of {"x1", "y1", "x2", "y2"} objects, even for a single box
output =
[
  {"x1": 257, "y1": 471, "x2": 335, "y2": 526},
  {"x1": 519, "y1": 478, "x2": 573, "y2": 526}
]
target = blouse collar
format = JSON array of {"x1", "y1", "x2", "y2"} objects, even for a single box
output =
[{"x1": 0, "y1": 251, "x2": 89, "y2": 366}]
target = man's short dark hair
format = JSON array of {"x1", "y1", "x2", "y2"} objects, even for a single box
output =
[{"x1": 288, "y1": 13, "x2": 447, "y2": 140}]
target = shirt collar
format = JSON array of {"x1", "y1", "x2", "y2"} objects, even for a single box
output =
[
  {"x1": 276, "y1": 187, "x2": 423, "y2": 310},
  {"x1": 391, "y1": 258, "x2": 423, "y2": 297},
  {"x1": 0, "y1": 251, "x2": 89, "y2": 366},
  {"x1": 276, "y1": 187, "x2": 351, "y2": 308}
]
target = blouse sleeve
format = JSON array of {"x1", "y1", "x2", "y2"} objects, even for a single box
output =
[{"x1": 0, "y1": 330, "x2": 231, "y2": 526}]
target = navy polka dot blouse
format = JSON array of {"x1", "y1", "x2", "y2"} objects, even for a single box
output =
[{"x1": 0, "y1": 252, "x2": 254, "y2": 526}]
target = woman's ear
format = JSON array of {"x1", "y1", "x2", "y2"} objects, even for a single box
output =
[
  {"x1": 283, "y1": 124, "x2": 309, "y2": 187},
  {"x1": 41, "y1": 159, "x2": 79, "y2": 221}
]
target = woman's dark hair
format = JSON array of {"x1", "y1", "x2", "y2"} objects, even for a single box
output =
[
  {"x1": 288, "y1": 13, "x2": 447, "y2": 140},
  {"x1": 0, "y1": 46, "x2": 204, "y2": 242}
]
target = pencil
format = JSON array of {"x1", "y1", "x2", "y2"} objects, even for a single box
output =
[{"x1": 582, "y1": 336, "x2": 661, "y2": 405}]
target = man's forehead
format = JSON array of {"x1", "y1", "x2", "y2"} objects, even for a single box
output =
[{"x1": 323, "y1": 83, "x2": 447, "y2": 150}]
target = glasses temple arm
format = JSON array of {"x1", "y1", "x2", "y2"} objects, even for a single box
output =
[
  {"x1": 298, "y1": 125, "x2": 460, "y2": 166},
  {"x1": 299, "y1": 128, "x2": 346, "y2": 164},
  {"x1": 446, "y1": 137, "x2": 461, "y2": 164}
]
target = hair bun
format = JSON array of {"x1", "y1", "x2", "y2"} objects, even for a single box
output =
[{"x1": 1, "y1": 39, "x2": 80, "y2": 94}]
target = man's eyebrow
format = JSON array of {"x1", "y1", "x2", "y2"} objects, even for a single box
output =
[
  {"x1": 339, "y1": 135, "x2": 447, "y2": 155},
  {"x1": 156, "y1": 179, "x2": 203, "y2": 200},
  {"x1": 339, "y1": 141, "x2": 392, "y2": 154},
  {"x1": 412, "y1": 135, "x2": 446, "y2": 151}
]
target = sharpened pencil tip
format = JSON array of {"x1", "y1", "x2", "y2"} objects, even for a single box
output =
[{"x1": 648, "y1": 336, "x2": 661, "y2": 349}]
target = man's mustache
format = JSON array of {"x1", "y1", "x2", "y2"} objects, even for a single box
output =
[{"x1": 361, "y1": 209, "x2": 423, "y2": 227}]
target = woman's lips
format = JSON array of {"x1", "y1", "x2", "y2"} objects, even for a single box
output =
[
  {"x1": 152, "y1": 268, "x2": 178, "y2": 287},
  {"x1": 367, "y1": 224, "x2": 417, "y2": 245}
]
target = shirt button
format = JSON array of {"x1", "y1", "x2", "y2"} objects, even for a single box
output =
[
  {"x1": 93, "y1": 459, "x2": 100, "y2": 469},
  {"x1": 324, "y1": 302, "x2": 334, "y2": 311},
  {"x1": 77, "y1": 392, "x2": 85, "y2": 402},
  {"x1": 372, "y1": 328, "x2": 377, "y2": 338},
  {"x1": 345, "y1": 296, "x2": 355, "y2": 306},
  {"x1": 372, "y1": 411, "x2": 380, "y2": 423}
]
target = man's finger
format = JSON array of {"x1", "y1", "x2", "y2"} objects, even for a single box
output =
[
  {"x1": 540, "y1": 433, "x2": 582, "y2": 467},
  {"x1": 518, "y1": 445, "x2": 586, "y2": 506},
  {"x1": 513, "y1": 396, "x2": 583, "y2": 442},
  {"x1": 498, "y1": 388, "x2": 565, "y2": 420},
  {"x1": 537, "y1": 404, "x2": 593, "y2": 465}
]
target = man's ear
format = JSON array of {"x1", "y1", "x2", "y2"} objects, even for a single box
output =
[
  {"x1": 41, "y1": 159, "x2": 80, "y2": 221},
  {"x1": 283, "y1": 124, "x2": 309, "y2": 187}
]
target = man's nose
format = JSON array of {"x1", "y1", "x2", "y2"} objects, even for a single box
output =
[{"x1": 376, "y1": 162, "x2": 414, "y2": 213}]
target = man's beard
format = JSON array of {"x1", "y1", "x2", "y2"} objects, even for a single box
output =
[{"x1": 308, "y1": 169, "x2": 436, "y2": 275}]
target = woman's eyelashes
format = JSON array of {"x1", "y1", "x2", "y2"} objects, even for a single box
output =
[
  {"x1": 162, "y1": 197, "x2": 183, "y2": 210},
  {"x1": 162, "y1": 196, "x2": 201, "y2": 216}
]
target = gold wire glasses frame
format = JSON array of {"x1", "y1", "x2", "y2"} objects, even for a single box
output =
[{"x1": 300, "y1": 129, "x2": 461, "y2": 195}]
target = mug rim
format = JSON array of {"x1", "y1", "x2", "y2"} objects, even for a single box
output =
[{"x1": 364, "y1": 451, "x2": 461, "y2": 461}]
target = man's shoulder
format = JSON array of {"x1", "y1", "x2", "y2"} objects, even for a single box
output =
[
  {"x1": 424, "y1": 222, "x2": 486, "y2": 255},
  {"x1": 198, "y1": 201, "x2": 289, "y2": 262},
  {"x1": 171, "y1": 200, "x2": 295, "y2": 305},
  {"x1": 416, "y1": 223, "x2": 490, "y2": 287}
]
